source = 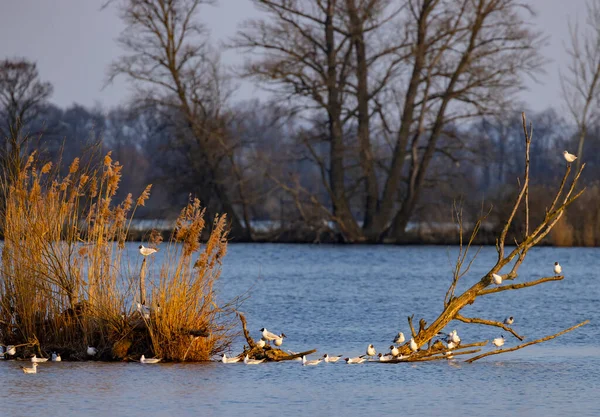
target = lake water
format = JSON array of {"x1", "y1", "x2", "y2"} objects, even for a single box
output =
[{"x1": 1, "y1": 244, "x2": 599, "y2": 416}]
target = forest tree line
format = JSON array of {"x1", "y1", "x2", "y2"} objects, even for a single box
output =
[{"x1": 2, "y1": 0, "x2": 600, "y2": 244}]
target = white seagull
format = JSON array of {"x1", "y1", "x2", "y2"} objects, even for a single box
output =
[
  {"x1": 244, "y1": 354, "x2": 265, "y2": 365},
  {"x1": 450, "y1": 330, "x2": 461, "y2": 344},
  {"x1": 140, "y1": 355, "x2": 161, "y2": 364},
  {"x1": 20, "y1": 363, "x2": 38, "y2": 374},
  {"x1": 221, "y1": 354, "x2": 242, "y2": 363},
  {"x1": 256, "y1": 339, "x2": 266, "y2": 349},
  {"x1": 554, "y1": 262, "x2": 562, "y2": 275},
  {"x1": 409, "y1": 338, "x2": 418, "y2": 352},
  {"x1": 136, "y1": 302, "x2": 151, "y2": 319},
  {"x1": 492, "y1": 335, "x2": 505, "y2": 348},
  {"x1": 6, "y1": 345, "x2": 16, "y2": 356},
  {"x1": 389, "y1": 345, "x2": 399, "y2": 357},
  {"x1": 260, "y1": 328, "x2": 282, "y2": 342},
  {"x1": 563, "y1": 150, "x2": 577, "y2": 163},
  {"x1": 87, "y1": 346, "x2": 98, "y2": 356},
  {"x1": 393, "y1": 332, "x2": 405, "y2": 344},
  {"x1": 492, "y1": 273, "x2": 503, "y2": 285},
  {"x1": 139, "y1": 245, "x2": 158, "y2": 256},
  {"x1": 345, "y1": 356, "x2": 366, "y2": 364},
  {"x1": 447, "y1": 341, "x2": 457, "y2": 349},
  {"x1": 31, "y1": 355, "x2": 48, "y2": 363},
  {"x1": 323, "y1": 354, "x2": 343, "y2": 363},
  {"x1": 366, "y1": 344, "x2": 376, "y2": 358},
  {"x1": 274, "y1": 334, "x2": 285, "y2": 347},
  {"x1": 302, "y1": 355, "x2": 322, "y2": 366},
  {"x1": 378, "y1": 353, "x2": 394, "y2": 362},
  {"x1": 504, "y1": 316, "x2": 514, "y2": 325},
  {"x1": 51, "y1": 352, "x2": 62, "y2": 362}
]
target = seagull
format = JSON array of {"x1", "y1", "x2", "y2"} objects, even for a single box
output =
[
  {"x1": 389, "y1": 345, "x2": 399, "y2": 357},
  {"x1": 492, "y1": 335, "x2": 505, "y2": 348},
  {"x1": 136, "y1": 302, "x2": 151, "y2": 319},
  {"x1": 554, "y1": 262, "x2": 562, "y2": 275},
  {"x1": 378, "y1": 353, "x2": 394, "y2": 362},
  {"x1": 450, "y1": 330, "x2": 461, "y2": 344},
  {"x1": 139, "y1": 245, "x2": 158, "y2": 256},
  {"x1": 256, "y1": 339, "x2": 266, "y2": 348},
  {"x1": 323, "y1": 354, "x2": 343, "y2": 363},
  {"x1": 345, "y1": 356, "x2": 366, "y2": 364},
  {"x1": 563, "y1": 150, "x2": 577, "y2": 163},
  {"x1": 274, "y1": 334, "x2": 285, "y2": 347},
  {"x1": 393, "y1": 332, "x2": 405, "y2": 344},
  {"x1": 6, "y1": 345, "x2": 16, "y2": 356},
  {"x1": 504, "y1": 316, "x2": 514, "y2": 325},
  {"x1": 243, "y1": 354, "x2": 265, "y2": 365},
  {"x1": 366, "y1": 344, "x2": 376, "y2": 358},
  {"x1": 492, "y1": 273, "x2": 503, "y2": 285},
  {"x1": 260, "y1": 328, "x2": 282, "y2": 342},
  {"x1": 31, "y1": 355, "x2": 48, "y2": 363},
  {"x1": 51, "y1": 352, "x2": 62, "y2": 362},
  {"x1": 409, "y1": 338, "x2": 418, "y2": 352},
  {"x1": 20, "y1": 363, "x2": 38, "y2": 374},
  {"x1": 87, "y1": 346, "x2": 98, "y2": 356},
  {"x1": 140, "y1": 355, "x2": 161, "y2": 364},
  {"x1": 221, "y1": 354, "x2": 242, "y2": 363},
  {"x1": 447, "y1": 341, "x2": 457, "y2": 349},
  {"x1": 302, "y1": 355, "x2": 322, "y2": 366}
]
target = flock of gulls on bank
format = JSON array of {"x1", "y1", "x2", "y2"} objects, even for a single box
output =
[{"x1": 0, "y1": 151, "x2": 575, "y2": 373}]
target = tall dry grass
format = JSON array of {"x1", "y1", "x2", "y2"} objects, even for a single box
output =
[{"x1": 0, "y1": 152, "x2": 234, "y2": 361}]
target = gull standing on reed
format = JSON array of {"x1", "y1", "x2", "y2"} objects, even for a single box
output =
[
  {"x1": 139, "y1": 245, "x2": 158, "y2": 256},
  {"x1": 260, "y1": 328, "x2": 282, "y2": 342},
  {"x1": 256, "y1": 339, "x2": 266, "y2": 349},
  {"x1": 492, "y1": 335, "x2": 505, "y2": 348},
  {"x1": 20, "y1": 363, "x2": 38, "y2": 374},
  {"x1": 563, "y1": 151, "x2": 577, "y2": 163},
  {"x1": 504, "y1": 316, "x2": 514, "y2": 325},
  {"x1": 366, "y1": 344, "x2": 376, "y2": 358},
  {"x1": 31, "y1": 355, "x2": 48, "y2": 363},
  {"x1": 274, "y1": 334, "x2": 286, "y2": 347},
  {"x1": 221, "y1": 354, "x2": 242, "y2": 363},
  {"x1": 244, "y1": 355, "x2": 265, "y2": 365},
  {"x1": 51, "y1": 352, "x2": 62, "y2": 362},
  {"x1": 389, "y1": 345, "x2": 399, "y2": 357},
  {"x1": 554, "y1": 262, "x2": 562, "y2": 275},
  {"x1": 492, "y1": 273, "x2": 503, "y2": 285},
  {"x1": 323, "y1": 354, "x2": 342, "y2": 363},
  {"x1": 302, "y1": 355, "x2": 322, "y2": 366},
  {"x1": 409, "y1": 338, "x2": 418, "y2": 352},
  {"x1": 393, "y1": 332, "x2": 405, "y2": 344},
  {"x1": 345, "y1": 356, "x2": 366, "y2": 364},
  {"x1": 87, "y1": 346, "x2": 98, "y2": 356},
  {"x1": 140, "y1": 355, "x2": 161, "y2": 364}
]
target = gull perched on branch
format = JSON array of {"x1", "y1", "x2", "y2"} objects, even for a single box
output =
[
  {"x1": 409, "y1": 338, "x2": 418, "y2": 352},
  {"x1": 389, "y1": 345, "x2": 399, "y2": 357},
  {"x1": 256, "y1": 339, "x2": 266, "y2": 349},
  {"x1": 504, "y1": 316, "x2": 514, "y2": 325},
  {"x1": 139, "y1": 245, "x2": 158, "y2": 256},
  {"x1": 378, "y1": 353, "x2": 394, "y2": 362},
  {"x1": 393, "y1": 332, "x2": 405, "y2": 344},
  {"x1": 563, "y1": 151, "x2": 577, "y2": 163},
  {"x1": 492, "y1": 335, "x2": 505, "y2": 348},
  {"x1": 366, "y1": 344, "x2": 376, "y2": 358},
  {"x1": 554, "y1": 262, "x2": 562, "y2": 275},
  {"x1": 274, "y1": 334, "x2": 286, "y2": 347},
  {"x1": 492, "y1": 273, "x2": 503, "y2": 285},
  {"x1": 260, "y1": 328, "x2": 282, "y2": 342},
  {"x1": 345, "y1": 356, "x2": 366, "y2": 364}
]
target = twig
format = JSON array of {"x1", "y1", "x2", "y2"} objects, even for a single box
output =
[
  {"x1": 465, "y1": 320, "x2": 589, "y2": 363},
  {"x1": 237, "y1": 312, "x2": 256, "y2": 349},
  {"x1": 407, "y1": 315, "x2": 417, "y2": 338},
  {"x1": 456, "y1": 314, "x2": 524, "y2": 340},
  {"x1": 479, "y1": 275, "x2": 564, "y2": 296}
]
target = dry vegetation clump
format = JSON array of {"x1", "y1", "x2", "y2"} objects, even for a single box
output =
[{"x1": 0, "y1": 152, "x2": 235, "y2": 361}]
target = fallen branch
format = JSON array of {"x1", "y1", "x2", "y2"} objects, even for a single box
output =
[
  {"x1": 456, "y1": 314, "x2": 524, "y2": 341},
  {"x1": 465, "y1": 320, "x2": 589, "y2": 363},
  {"x1": 479, "y1": 276, "x2": 564, "y2": 296}
]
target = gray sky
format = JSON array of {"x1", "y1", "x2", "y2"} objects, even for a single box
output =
[{"x1": 0, "y1": 0, "x2": 590, "y2": 112}]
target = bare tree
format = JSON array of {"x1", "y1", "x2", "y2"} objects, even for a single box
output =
[
  {"x1": 0, "y1": 58, "x2": 53, "y2": 181},
  {"x1": 234, "y1": 0, "x2": 544, "y2": 242},
  {"x1": 107, "y1": 0, "x2": 252, "y2": 238},
  {"x1": 561, "y1": 0, "x2": 600, "y2": 173}
]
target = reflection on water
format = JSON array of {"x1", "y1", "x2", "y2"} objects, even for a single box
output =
[{"x1": 1, "y1": 244, "x2": 599, "y2": 416}]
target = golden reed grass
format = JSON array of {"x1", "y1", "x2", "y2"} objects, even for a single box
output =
[{"x1": 0, "y1": 152, "x2": 234, "y2": 361}]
